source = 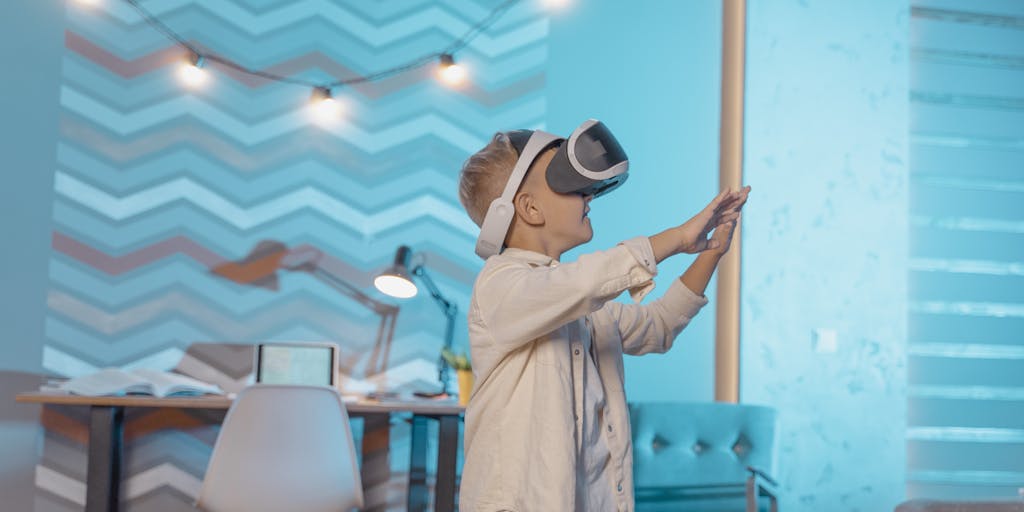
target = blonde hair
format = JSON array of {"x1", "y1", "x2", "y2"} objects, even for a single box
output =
[{"x1": 458, "y1": 132, "x2": 520, "y2": 227}]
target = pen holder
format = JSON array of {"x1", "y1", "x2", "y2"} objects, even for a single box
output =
[{"x1": 457, "y1": 369, "x2": 474, "y2": 407}]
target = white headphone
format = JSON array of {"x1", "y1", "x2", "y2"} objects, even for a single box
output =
[{"x1": 474, "y1": 130, "x2": 562, "y2": 259}]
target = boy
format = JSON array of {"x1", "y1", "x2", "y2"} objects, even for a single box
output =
[{"x1": 457, "y1": 123, "x2": 750, "y2": 511}]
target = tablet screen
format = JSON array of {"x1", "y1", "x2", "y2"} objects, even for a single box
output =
[{"x1": 256, "y1": 343, "x2": 336, "y2": 387}]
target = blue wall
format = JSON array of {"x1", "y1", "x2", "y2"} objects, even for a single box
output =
[
  {"x1": 741, "y1": 1, "x2": 909, "y2": 510},
  {"x1": 547, "y1": 0, "x2": 723, "y2": 402},
  {"x1": 0, "y1": 1, "x2": 65, "y2": 511}
]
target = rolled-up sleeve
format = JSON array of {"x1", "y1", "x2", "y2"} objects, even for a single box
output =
[
  {"x1": 475, "y1": 237, "x2": 658, "y2": 351},
  {"x1": 605, "y1": 277, "x2": 709, "y2": 356}
]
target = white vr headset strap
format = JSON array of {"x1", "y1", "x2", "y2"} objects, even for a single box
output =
[{"x1": 474, "y1": 131, "x2": 560, "y2": 259}]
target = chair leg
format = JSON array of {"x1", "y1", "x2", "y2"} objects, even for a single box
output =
[{"x1": 746, "y1": 476, "x2": 756, "y2": 512}]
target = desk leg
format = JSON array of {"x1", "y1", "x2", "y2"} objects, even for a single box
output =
[
  {"x1": 407, "y1": 415, "x2": 429, "y2": 512},
  {"x1": 434, "y1": 415, "x2": 459, "y2": 512},
  {"x1": 86, "y1": 406, "x2": 124, "y2": 512},
  {"x1": 360, "y1": 413, "x2": 391, "y2": 511}
]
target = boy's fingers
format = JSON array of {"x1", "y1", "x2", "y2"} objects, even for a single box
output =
[{"x1": 708, "y1": 189, "x2": 730, "y2": 209}]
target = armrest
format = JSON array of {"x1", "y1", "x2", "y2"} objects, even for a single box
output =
[{"x1": 745, "y1": 466, "x2": 779, "y2": 512}]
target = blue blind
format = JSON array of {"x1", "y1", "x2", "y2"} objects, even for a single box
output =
[{"x1": 909, "y1": 0, "x2": 1024, "y2": 500}]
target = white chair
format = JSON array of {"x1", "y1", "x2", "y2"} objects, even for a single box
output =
[{"x1": 196, "y1": 385, "x2": 363, "y2": 512}]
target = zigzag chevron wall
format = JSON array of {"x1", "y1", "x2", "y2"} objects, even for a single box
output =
[{"x1": 39, "y1": 0, "x2": 548, "y2": 509}]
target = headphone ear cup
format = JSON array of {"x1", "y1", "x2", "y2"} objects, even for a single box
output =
[{"x1": 475, "y1": 199, "x2": 516, "y2": 259}]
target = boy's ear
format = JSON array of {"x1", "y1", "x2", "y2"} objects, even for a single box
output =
[{"x1": 513, "y1": 192, "x2": 544, "y2": 226}]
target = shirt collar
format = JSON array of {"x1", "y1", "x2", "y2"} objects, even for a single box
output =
[{"x1": 499, "y1": 247, "x2": 557, "y2": 267}]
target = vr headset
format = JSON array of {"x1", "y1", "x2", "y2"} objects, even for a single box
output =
[{"x1": 474, "y1": 119, "x2": 629, "y2": 259}]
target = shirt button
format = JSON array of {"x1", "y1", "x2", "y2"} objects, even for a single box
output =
[
  {"x1": 607, "y1": 425, "x2": 613, "y2": 432},
  {"x1": 574, "y1": 349, "x2": 581, "y2": 356},
  {"x1": 617, "y1": 484, "x2": 623, "y2": 493}
]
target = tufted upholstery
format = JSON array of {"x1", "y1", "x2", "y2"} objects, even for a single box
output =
[{"x1": 630, "y1": 401, "x2": 778, "y2": 511}]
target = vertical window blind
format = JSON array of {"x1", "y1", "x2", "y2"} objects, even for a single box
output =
[{"x1": 909, "y1": 0, "x2": 1024, "y2": 500}]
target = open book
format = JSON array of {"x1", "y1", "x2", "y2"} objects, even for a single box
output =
[{"x1": 59, "y1": 368, "x2": 223, "y2": 397}]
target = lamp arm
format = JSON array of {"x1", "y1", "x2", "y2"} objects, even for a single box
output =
[
  {"x1": 411, "y1": 266, "x2": 458, "y2": 321},
  {"x1": 311, "y1": 267, "x2": 398, "y2": 316},
  {"x1": 412, "y1": 265, "x2": 458, "y2": 395}
]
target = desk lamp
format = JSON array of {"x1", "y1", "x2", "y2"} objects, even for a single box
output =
[{"x1": 375, "y1": 246, "x2": 457, "y2": 397}]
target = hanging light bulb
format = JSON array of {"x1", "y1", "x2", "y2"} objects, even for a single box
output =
[
  {"x1": 540, "y1": 0, "x2": 572, "y2": 10},
  {"x1": 437, "y1": 54, "x2": 466, "y2": 87},
  {"x1": 309, "y1": 86, "x2": 342, "y2": 127},
  {"x1": 178, "y1": 52, "x2": 208, "y2": 89},
  {"x1": 73, "y1": 0, "x2": 102, "y2": 7}
]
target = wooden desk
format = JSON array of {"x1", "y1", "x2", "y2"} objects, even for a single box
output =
[{"x1": 16, "y1": 392, "x2": 463, "y2": 512}]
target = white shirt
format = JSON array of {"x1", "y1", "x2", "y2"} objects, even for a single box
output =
[{"x1": 459, "y1": 237, "x2": 709, "y2": 511}]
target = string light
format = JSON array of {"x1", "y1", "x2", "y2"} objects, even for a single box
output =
[
  {"x1": 309, "y1": 86, "x2": 343, "y2": 127},
  {"x1": 110, "y1": 0, "x2": 522, "y2": 113},
  {"x1": 178, "y1": 52, "x2": 208, "y2": 89},
  {"x1": 437, "y1": 54, "x2": 467, "y2": 87}
]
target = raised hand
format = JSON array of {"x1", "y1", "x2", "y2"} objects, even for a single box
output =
[{"x1": 676, "y1": 186, "x2": 750, "y2": 254}]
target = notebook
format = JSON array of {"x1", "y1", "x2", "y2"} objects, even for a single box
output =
[{"x1": 254, "y1": 342, "x2": 339, "y2": 388}]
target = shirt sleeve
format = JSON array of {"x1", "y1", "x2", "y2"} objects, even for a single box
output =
[
  {"x1": 602, "y1": 276, "x2": 709, "y2": 356},
  {"x1": 475, "y1": 237, "x2": 657, "y2": 351}
]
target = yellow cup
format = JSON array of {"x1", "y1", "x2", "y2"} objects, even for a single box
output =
[{"x1": 457, "y1": 369, "x2": 474, "y2": 407}]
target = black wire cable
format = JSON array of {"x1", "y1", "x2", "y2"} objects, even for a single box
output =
[{"x1": 123, "y1": 0, "x2": 522, "y2": 90}]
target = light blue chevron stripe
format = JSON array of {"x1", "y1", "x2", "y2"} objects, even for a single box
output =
[
  {"x1": 68, "y1": 8, "x2": 546, "y2": 71},
  {"x1": 47, "y1": 258, "x2": 406, "y2": 315},
  {"x1": 54, "y1": 131, "x2": 475, "y2": 179},
  {"x1": 60, "y1": 85, "x2": 491, "y2": 152},
  {"x1": 59, "y1": 64, "x2": 547, "y2": 140},
  {"x1": 43, "y1": 345, "x2": 99, "y2": 377},
  {"x1": 85, "y1": 0, "x2": 546, "y2": 59},
  {"x1": 45, "y1": 287, "x2": 426, "y2": 341},
  {"x1": 41, "y1": 344, "x2": 186, "y2": 377},
  {"x1": 44, "y1": 315, "x2": 382, "y2": 361},
  {"x1": 51, "y1": 201, "x2": 481, "y2": 270},
  {"x1": 126, "y1": 432, "x2": 216, "y2": 473},
  {"x1": 54, "y1": 171, "x2": 477, "y2": 236},
  {"x1": 57, "y1": 145, "x2": 462, "y2": 206},
  {"x1": 47, "y1": 269, "x2": 471, "y2": 336},
  {"x1": 56, "y1": 106, "x2": 545, "y2": 171},
  {"x1": 46, "y1": 258, "x2": 470, "y2": 323},
  {"x1": 62, "y1": 50, "x2": 546, "y2": 115},
  {"x1": 46, "y1": 316, "x2": 213, "y2": 358}
]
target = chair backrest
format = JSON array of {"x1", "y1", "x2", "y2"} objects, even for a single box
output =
[
  {"x1": 197, "y1": 385, "x2": 363, "y2": 512},
  {"x1": 629, "y1": 401, "x2": 777, "y2": 488}
]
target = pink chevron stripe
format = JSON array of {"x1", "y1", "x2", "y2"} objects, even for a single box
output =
[
  {"x1": 52, "y1": 231, "x2": 224, "y2": 274},
  {"x1": 65, "y1": 30, "x2": 184, "y2": 78},
  {"x1": 65, "y1": 30, "x2": 542, "y2": 105},
  {"x1": 50, "y1": 232, "x2": 475, "y2": 286},
  {"x1": 59, "y1": 115, "x2": 473, "y2": 172}
]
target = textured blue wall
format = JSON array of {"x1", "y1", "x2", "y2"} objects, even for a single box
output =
[
  {"x1": 741, "y1": 1, "x2": 910, "y2": 510},
  {"x1": 0, "y1": 2, "x2": 65, "y2": 511},
  {"x1": 547, "y1": 0, "x2": 723, "y2": 402}
]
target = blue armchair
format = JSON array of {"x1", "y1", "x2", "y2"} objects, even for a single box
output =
[{"x1": 630, "y1": 401, "x2": 779, "y2": 512}]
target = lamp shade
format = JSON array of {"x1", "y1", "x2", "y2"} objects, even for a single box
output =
[{"x1": 374, "y1": 246, "x2": 418, "y2": 298}]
